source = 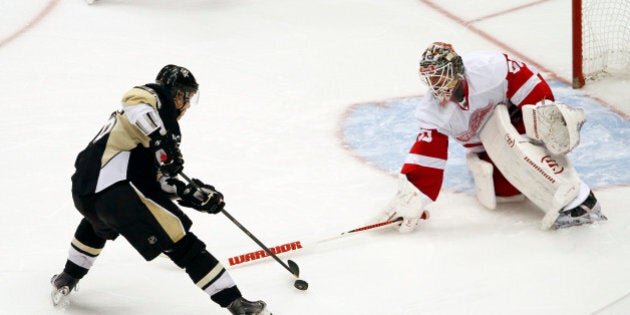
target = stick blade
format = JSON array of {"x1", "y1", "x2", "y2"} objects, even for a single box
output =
[{"x1": 288, "y1": 259, "x2": 300, "y2": 277}]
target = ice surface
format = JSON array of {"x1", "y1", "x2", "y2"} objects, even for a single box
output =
[{"x1": 0, "y1": 0, "x2": 628, "y2": 314}]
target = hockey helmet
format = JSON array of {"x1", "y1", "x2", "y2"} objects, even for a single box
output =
[
  {"x1": 418, "y1": 42, "x2": 464, "y2": 105},
  {"x1": 156, "y1": 64, "x2": 199, "y2": 98}
]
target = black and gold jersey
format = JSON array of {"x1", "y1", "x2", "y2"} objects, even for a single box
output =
[{"x1": 71, "y1": 84, "x2": 180, "y2": 196}]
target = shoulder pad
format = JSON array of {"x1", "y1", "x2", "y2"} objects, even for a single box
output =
[{"x1": 122, "y1": 86, "x2": 161, "y2": 110}]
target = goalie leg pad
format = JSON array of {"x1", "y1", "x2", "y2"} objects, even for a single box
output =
[
  {"x1": 480, "y1": 105, "x2": 582, "y2": 228},
  {"x1": 467, "y1": 153, "x2": 526, "y2": 209},
  {"x1": 522, "y1": 101, "x2": 585, "y2": 155},
  {"x1": 466, "y1": 152, "x2": 496, "y2": 210}
]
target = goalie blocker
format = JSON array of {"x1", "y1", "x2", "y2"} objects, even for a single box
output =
[{"x1": 474, "y1": 104, "x2": 585, "y2": 229}]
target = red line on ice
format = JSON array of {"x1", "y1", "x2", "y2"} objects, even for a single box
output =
[{"x1": 0, "y1": 0, "x2": 61, "y2": 48}]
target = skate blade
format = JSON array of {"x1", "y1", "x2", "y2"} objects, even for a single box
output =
[
  {"x1": 552, "y1": 215, "x2": 607, "y2": 229},
  {"x1": 51, "y1": 287, "x2": 70, "y2": 307}
]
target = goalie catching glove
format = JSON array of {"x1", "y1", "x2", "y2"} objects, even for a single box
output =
[
  {"x1": 522, "y1": 101, "x2": 585, "y2": 155},
  {"x1": 376, "y1": 176, "x2": 431, "y2": 233},
  {"x1": 171, "y1": 177, "x2": 225, "y2": 214}
]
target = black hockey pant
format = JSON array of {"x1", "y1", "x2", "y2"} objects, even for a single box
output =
[{"x1": 65, "y1": 181, "x2": 242, "y2": 307}]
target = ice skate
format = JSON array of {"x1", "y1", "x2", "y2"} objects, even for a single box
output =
[
  {"x1": 227, "y1": 297, "x2": 271, "y2": 315},
  {"x1": 50, "y1": 272, "x2": 79, "y2": 306},
  {"x1": 552, "y1": 191, "x2": 607, "y2": 229}
]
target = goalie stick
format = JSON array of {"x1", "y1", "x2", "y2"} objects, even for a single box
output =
[{"x1": 225, "y1": 214, "x2": 426, "y2": 268}]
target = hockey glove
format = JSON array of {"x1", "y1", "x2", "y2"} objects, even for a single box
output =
[
  {"x1": 376, "y1": 176, "x2": 431, "y2": 233},
  {"x1": 159, "y1": 176, "x2": 187, "y2": 198},
  {"x1": 177, "y1": 178, "x2": 225, "y2": 214},
  {"x1": 522, "y1": 101, "x2": 585, "y2": 155},
  {"x1": 149, "y1": 131, "x2": 184, "y2": 177}
]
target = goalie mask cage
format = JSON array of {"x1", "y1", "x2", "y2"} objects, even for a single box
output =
[{"x1": 572, "y1": 0, "x2": 630, "y2": 88}]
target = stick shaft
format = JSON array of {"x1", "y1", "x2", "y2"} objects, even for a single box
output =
[
  {"x1": 221, "y1": 208, "x2": 298, "y2": 276},
  {"x1": 227, "y1": 218, "x2": 403, "y2": 268},
  {"x1": 178, "y1": 172, "x2": 298, "y2": 277}
]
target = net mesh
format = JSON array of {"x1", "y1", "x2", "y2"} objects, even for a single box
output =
[{"x1": 582, "y1": 0, "x2": 630, "y2": 79}]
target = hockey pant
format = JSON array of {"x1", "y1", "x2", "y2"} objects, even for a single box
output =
[{"x1": 64, "y1": 181, "x2": 242, "y2": 307}]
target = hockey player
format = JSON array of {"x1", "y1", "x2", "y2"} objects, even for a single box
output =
[
  {"x1": 51, "y1": 65, "x2": 271, "y2": 315},
  {"x1": 377, "y1": 42, "x2": 607, "y2": 232}
]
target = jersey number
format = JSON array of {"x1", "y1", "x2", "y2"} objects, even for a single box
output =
[
  {"x1": 92, "y1": 113, "x2": 117, "y2": 144},
  {"x1": 417, "y1": 129, "x2": 433, "y2": 143},
  {"x1": 507, "y1": 57, "x2": 524, "y2": 74}
]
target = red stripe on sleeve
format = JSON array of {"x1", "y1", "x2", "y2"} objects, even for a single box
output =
[{"x1": 400, "y1": 129, "x2": 448, "y2": 201}]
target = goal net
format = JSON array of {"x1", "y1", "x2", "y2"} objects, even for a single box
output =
[{"x1": 572, "y1": 0, "x2": 630, "y2": 88}]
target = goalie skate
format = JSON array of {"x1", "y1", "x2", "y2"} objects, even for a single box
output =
[
  {"x1": 50, "y1": 273, "x2": 79, "y2": 307},
  {"x1": 552, "y1": 191, "x2": 607, "y2": 229}
]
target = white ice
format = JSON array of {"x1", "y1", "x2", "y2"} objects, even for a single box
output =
[{"x1": 1, "y1": 0, "x2": 629, "y2": 314}]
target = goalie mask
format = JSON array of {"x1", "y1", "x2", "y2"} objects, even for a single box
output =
[{"x1": 419, "y1": 42, "x2": 464, "y2": 105}]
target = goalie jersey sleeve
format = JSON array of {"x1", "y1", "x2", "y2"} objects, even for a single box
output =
[
  {"x1": 502, "y1": 53, "x2": 554, "y2": 108},
  {"x1": 400, "y1": 129, "x2": 449, "y2": 201}
]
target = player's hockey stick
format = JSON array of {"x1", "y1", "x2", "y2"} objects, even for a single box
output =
[
  {"x1": 225, "y1": 213, "x2": 427, "y2": 268},
  {"x1": 219, "y1": 207, "x2": 301, "y2": 277},
  {"x1": 178, "y1": 172, "x2": 302, "y2": 279}
]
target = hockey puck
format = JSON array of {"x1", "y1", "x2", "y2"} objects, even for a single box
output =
[{"x1": 294, "y1": 279, "x2": 308, "y2": 291}]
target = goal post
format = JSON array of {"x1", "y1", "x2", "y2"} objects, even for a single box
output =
[
  {"x1": 572, "y1": 0, "x2": 584, "y2": 88},
  {"x1": 572, "y1": 0, "x2": 630, "y2": 88}
]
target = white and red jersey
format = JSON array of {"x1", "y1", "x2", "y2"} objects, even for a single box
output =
[{"x1": 402, "y1": 50, "x2": 554, "y2": 201}]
